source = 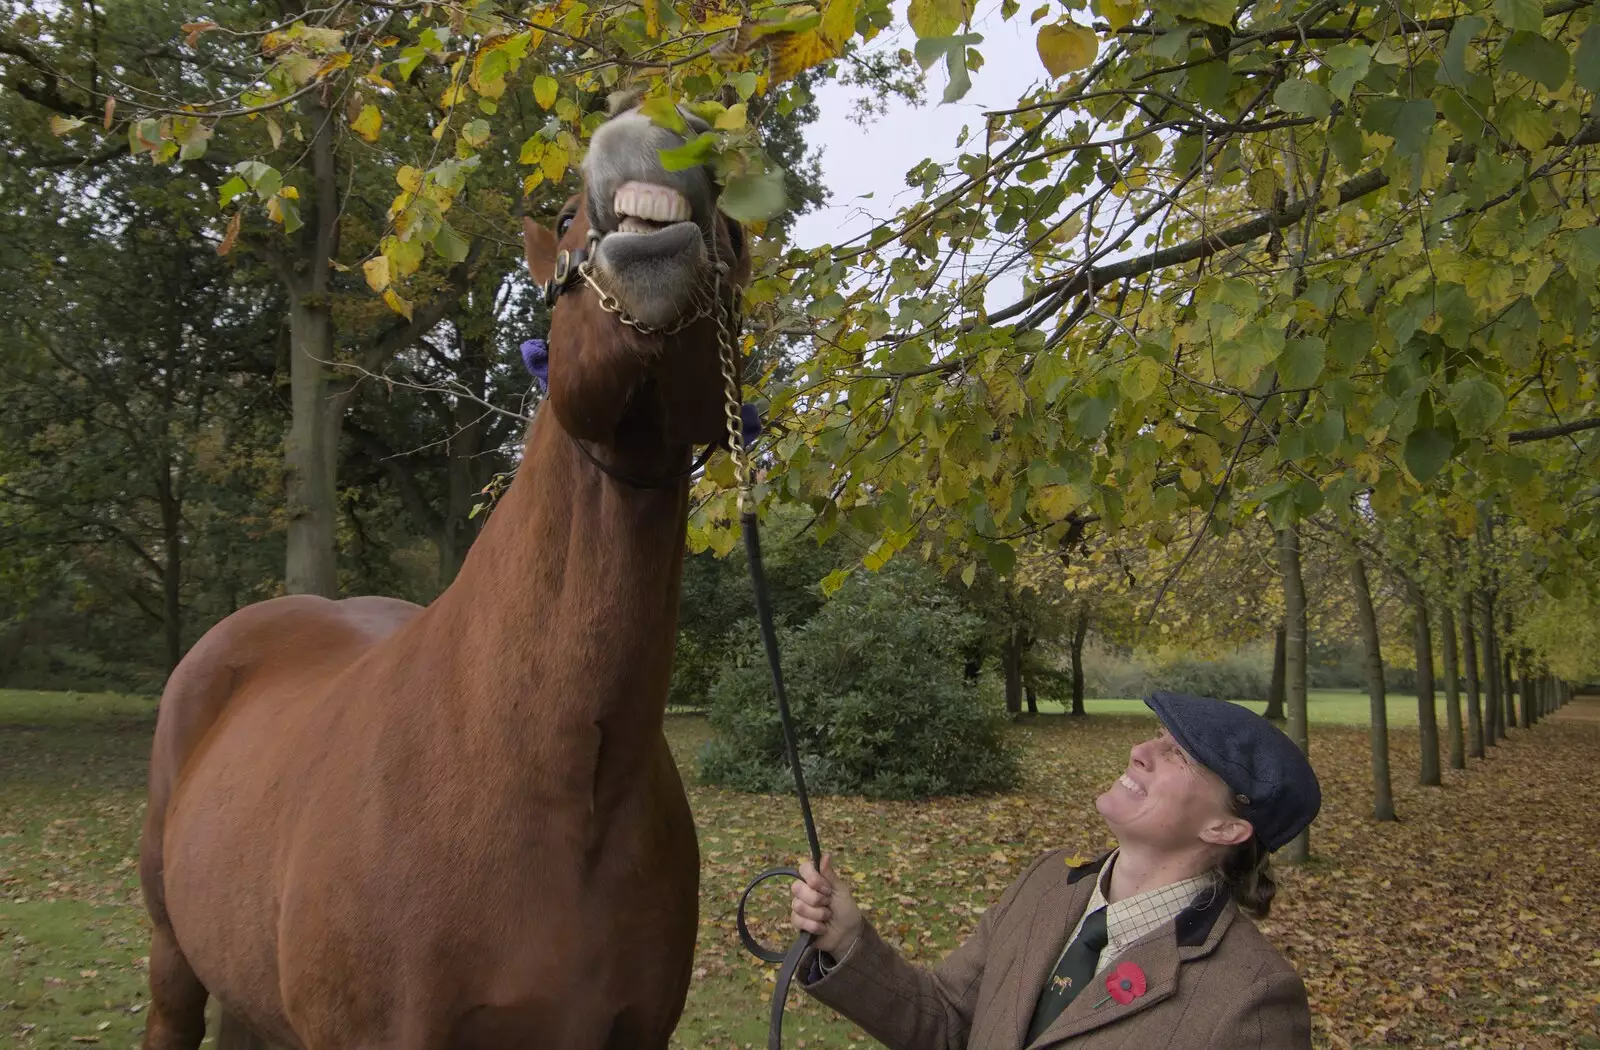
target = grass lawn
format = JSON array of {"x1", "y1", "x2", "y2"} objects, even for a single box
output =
[
  {"x1": 1031, "y1": 689, "x2": 1434, "y2": 726},
  {"x1": 4, "y1": 688, "x2": 1598, "y2": 1049}
]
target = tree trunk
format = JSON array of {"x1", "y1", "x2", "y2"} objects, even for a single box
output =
[
  {"x1": 1408, "y1": 582, "x2": 1441, "y2": 787},
  {"x1": 1349, "y1": 554, "x2": 1394, "y2": 821},
  {"x1": 1460, "y1": 595, "x2": 1483, "y2": 759},
  {"x1": 282, "y1": 102, "x2": 342, "y2": 598},
  {"x1": 1024, "y1": 680, "x2": 1038, "y2": 715},
  {"x1": 1277, "y1": 526, "x2": 1310, "y2": 863},
  {"x1": 1518, "y1": 657, "x2": 1534, "y2": 730},
  {"x1": 1003, "y1": 625, "x2": 1023, "y2": 716},
  {"x1": 1481, "y1": 590, "x2": 1501, "y2": 746},
  {"x1": 1069, "y1": 606, "x2": 1088, "y2": 716},
  {"x1": 1502, "y1": 645, "x2": 1516, "y2": 732},
  {"x1": 1440, "y1": 603, "x2": 1464, "y2": 770},
  {"x1": 1264, "y1": 623, "x2": 1287, "y2": 722}
]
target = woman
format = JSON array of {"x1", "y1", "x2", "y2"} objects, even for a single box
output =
[{"x1": 789, "y1": 690, "x2": 1321, "y2": 1049}]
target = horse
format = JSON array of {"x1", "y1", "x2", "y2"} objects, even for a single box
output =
[{"x1": 138, "y1": 91, "x2": 751, "y2": 1050}]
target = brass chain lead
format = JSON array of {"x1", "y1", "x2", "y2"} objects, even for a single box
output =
[{"x1": 714, "y1": 265, "x2": 749, "y2": 514}]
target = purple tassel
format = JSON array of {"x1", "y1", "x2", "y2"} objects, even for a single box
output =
[{"x1": 520, "y1": 338, "x2": 549, "y2": 388}]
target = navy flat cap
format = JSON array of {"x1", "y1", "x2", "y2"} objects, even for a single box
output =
[{"x1": 1145, "y1": 690, "x2": 1322, "y2": 852}]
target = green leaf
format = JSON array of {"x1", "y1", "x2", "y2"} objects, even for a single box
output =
[
  {"x1": 1325, "y1": 42, "x2": 1372, "y2": 101},
  {"x1": 273, "y1": 196, "x2": 303, "y2": 235},
  {"x1": 396, "y1": 46, "x2": 426, "y2": 81},
  {"x1": 1036, "y1": 21, "x2": 1097, "y2": 77},
  {"x1": 1308, "y1": 407, "x2": 1345, "y2": 454},
  {"x1": 1503, "y1": 31, "x2": 1569, "y2": 89},
  {"x1": 984, "y1": 540, "x2": 1016, "y2": 576},
  {"x1": 1216, "y1": 323, "x2": 1283, "y2": 388},
  {"x1": 1188, "y1": 59, "x2": 1233, "y2": 109},
  {"x1": 1494, "y1": 0, "x2": 1543, "y2": 33},
  {"x1": 1365, "y1": 98, "x2": 1436, "y2": 157},
  {"x1": 1328, "y1": 116, "x2": 1365, "y2": 174},
  {"x1": 1443, "y1": 15, "x2": 1487, "y2": 84},
  {"x1": 1404, "y1": 427, "x2": 1454, "y2": 482},
  {"x1": 1067, "y1": 392, "x2": 1115, "y2": 438},
  {"x1": 461, "y1": 119, "x2": 491, "y2": 148},
  {"x1": 1169, "y1": 0, "x2": 1235, "y2": 27},
  {"x1": 1273, "y1": 78, "x2": 1333, "y2": 118},
  {"x1": 1278, "y1": 336, "x2": 1326, "y2": 388},
  {"x1": 821, "y1": 568, "x2": 852, "y2": 596},
  {"x1": 432, "y1": 222, "x2": 471, "y2": 263},
  {"x1": 639, "y1": 96, "x2": 687, "y2": 134},
  {"x1": 719, "y1": 165, "x2": 788, "y2": 221},
  {"x1": 218, "y1": 175, "x2": 249, "y2": 207},
  {"x1": 1499, "y1": 95, "x2": 1553, "y2": 150},
  {"x1": 1448, "y1": 376, "x2": 1507, "y2": 434},
  {"x1": 659, "y1": 132, "x2": 719, "y2": 171},
  {"x1": 1575, "y1": 24, "x2": 1600, "y2": 92}
]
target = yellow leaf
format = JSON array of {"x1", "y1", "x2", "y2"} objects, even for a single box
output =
[
  {"x1": 768, "y1": 28, "x2": 838, "y2": 84},
  {"x1": 49, "y1": 116, "x2": 86, "y2": 136},
  {"x1": 383, "y1": 288, "x2": 414, "y2": 320},
  {"x1": 523, "y1": 171, "x2": 545, "y2": 195},
  {"x1": 265, "y1": 115, "x2": 283, "y2": 149},
  {"x1": 1093, "y1": 0, "x2": 1137, "y2": 31},
  {"x1": 439, "y1": 82, "x2": 467, "y2": 110},
  {"x1": 396, "y1": 165, "x2": 423, "y2": 193},
  {"x1": 351, "y1": 104, "x2": 382, "y2": 143},
  {"x1": 908, "y1": 0, "x2": 971, "y2": 37},
  {"x1": 279, "y1": 185, "x2": 298, "y2": 199},
  {"x1": 541, "y1": 143, "x2": 570, "y2": 182},
  {"x1": 715, "y1": 103, "x2": 748, "y2": 130},
  {"x1": 1037, "y1": 21, "x2": 1097, "y2": 77},
  {"x1": 314, "y1": 52, "x2": 353, "y2": 79},
  {"x1": 820, "y1": 0, "x2": 860, "y2": 46},
  {"x1": 644, "y1": 0, "x2": 660, "y2": 37},
  {"x1": 363, "y1": 256, "x2": 392, "y2": 292},
  {"x1": 533, "y1": 75, "x2": 558, "y2": 109}
]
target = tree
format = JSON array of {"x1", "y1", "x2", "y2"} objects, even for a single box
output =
[
  {"x1": 1349, "y1": 553, "x2": 1394, "y2": 821},
  {"x1": 1459, "y1": 597, "x2": 1485, "y2": 760},
  {"x1": 1404, "y1": 575, "x2": 1442, "y2": 788},
  {"x1": 1277, "y1": 524, "x2": 1310, "y2": 863}
]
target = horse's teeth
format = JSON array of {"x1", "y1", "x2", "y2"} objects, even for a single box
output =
[{"x1": 614, "y1": 182, "x2": 691, "y2": 223}]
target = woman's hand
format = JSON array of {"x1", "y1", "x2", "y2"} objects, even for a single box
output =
[{"x1": 790, "y1": 852, "x2": 863, "y2": 957}]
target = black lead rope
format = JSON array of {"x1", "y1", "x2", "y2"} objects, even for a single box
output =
[{"x1": 735, "y1": 507, "x2": 824, "y2": 1050}]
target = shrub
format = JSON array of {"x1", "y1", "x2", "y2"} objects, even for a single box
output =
[
  {"x1": 698, "y1": 558, "x2": 1022, "y2": 800},
  {"x1": 1082, "y1": 644, "x2": 1269, "y2": 701}
]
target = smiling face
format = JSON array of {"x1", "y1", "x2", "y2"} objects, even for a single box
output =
[
  {"x1": 1096, "y1": 728, "x2": 1254, "y2": 856},
  {"x1": 521, "y1": 94, "x2": 751, "y2": 449}
]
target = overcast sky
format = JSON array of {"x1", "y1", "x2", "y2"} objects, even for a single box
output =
[{"x1": 788, "y1": 1, "x2": 1053, "y2": 253}]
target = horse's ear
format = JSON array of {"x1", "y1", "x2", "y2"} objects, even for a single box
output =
[{"x1": 522, "y1": 215, "x2": 558, "y2": 285}]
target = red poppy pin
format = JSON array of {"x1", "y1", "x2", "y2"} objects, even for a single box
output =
[{"x1": 1095, "y1": 962, "x2": 1147, "y2": 1008}]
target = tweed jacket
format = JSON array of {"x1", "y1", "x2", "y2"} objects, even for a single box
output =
[{"x1": 799, "y1": 849, "x2": 1312, "y2": 1050}]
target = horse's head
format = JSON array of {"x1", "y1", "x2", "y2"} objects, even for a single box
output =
[{"x1": 522, "y1": 92, "x2": 753, "y2": 451}]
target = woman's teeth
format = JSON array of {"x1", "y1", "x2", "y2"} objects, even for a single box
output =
[{"x1": 1118, "y1": 774, "x2": 1146, "y2": 798}]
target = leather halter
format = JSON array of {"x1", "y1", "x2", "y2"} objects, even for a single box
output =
[{"x1": 540, "y1": 224, "x2": 734, "y2": 490}]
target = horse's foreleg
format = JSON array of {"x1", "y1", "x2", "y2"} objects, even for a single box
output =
[{"x1": 141, "y1": 926, "x2": 208, "y2": 1050}]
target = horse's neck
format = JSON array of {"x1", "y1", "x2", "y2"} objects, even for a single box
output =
[{"x1": 426, "y1": 408, "x2": 691, "y2": 750}]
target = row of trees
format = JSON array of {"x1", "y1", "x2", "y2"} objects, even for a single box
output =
[{"x1": 2, "y1": 0, "x2": 1596, "y2": 853}]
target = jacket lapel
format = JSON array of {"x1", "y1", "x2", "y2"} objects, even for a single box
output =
[
  {"x1": 1007, "y1": 853, "x2": 1106, "y2": 1050},
  {"x1": 1027, "y1": 884, "x2": 1237, "y2": 1047}
]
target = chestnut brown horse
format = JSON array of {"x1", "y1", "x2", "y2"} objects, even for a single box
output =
[{"x1": 138, "y1": 94, "x2": 750, "y2": 1050}]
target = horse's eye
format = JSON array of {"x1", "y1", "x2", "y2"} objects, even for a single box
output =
[{"x1": 557, "y1": 213, "x2": 574, "y2": 236}]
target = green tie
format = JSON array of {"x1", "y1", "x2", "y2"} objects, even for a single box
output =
[{"x1": 1025, "y1": 906, "x2": 1108, "y2": 1044}]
